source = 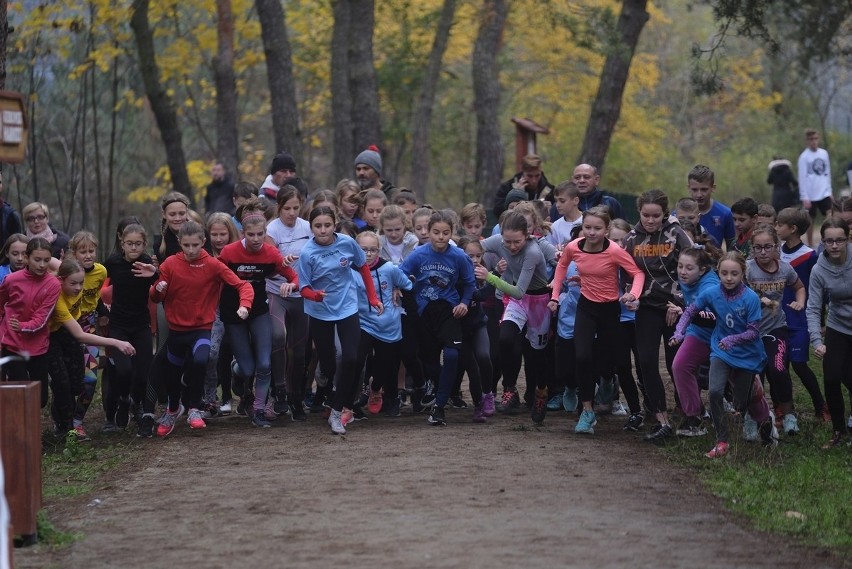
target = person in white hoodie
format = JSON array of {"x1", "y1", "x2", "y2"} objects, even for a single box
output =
[
  {"x1": 797, "y1": 129, "x2": 833, "y2": 245},
  {"x1": 260, "y1": 152, "x2": 298, "y2": 201}
]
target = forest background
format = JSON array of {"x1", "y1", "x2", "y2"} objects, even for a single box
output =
[{"x1": 2, "y1": 0, "x2": 851, "y2": 252}]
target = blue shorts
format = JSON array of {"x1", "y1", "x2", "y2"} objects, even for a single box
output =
[{"x1": 787, "y1": 327, "x2": 810, "y2": 363}]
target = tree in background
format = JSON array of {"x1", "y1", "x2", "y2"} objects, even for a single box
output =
[{"x1": 214, "y1": 0, "x2": 239, "y2": 176}]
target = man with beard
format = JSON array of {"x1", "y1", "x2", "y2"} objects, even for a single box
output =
[{"x1": 354, "y1": 145, "x2": 396, "y2": 196}]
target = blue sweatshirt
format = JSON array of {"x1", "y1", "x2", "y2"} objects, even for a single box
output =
[
  {"x1": 355, "y1": 259, "x2": 412, "y2": 343},
  {"x1": 399, "y1": 244, "x2": 475, "y2": 315}
]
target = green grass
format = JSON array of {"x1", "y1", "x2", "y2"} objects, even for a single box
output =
[{"x1": 661, "y1": 363, "x2": 852, "y2": 551}]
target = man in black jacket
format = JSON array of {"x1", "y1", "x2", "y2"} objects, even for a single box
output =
[
  {"x1": 493, "y1": 154, "x2": 554, "y2": 217},
  {"x1": 205, "y1": 161, "x2": 236, "y2": 215}
]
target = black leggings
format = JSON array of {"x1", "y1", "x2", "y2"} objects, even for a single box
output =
[
  {"x1": 554, "y1": 336, "x2": 576, "y2": 393},
  {"x1": 455, "y1": 325, "x2": 488, "y2": 405},
  {"x1": 310, "y1": 314, "x2": 360, "y2": 412},
  {"x1": 46, "y1": 329, "x2": 85, "y2": 429},
  {"x1": 574, "y1": 297, "x2": 622, "y2": 402},
  {"x1": 822, "y1": 327, "x2": 852, "y2": 433},
  {"x1": 499, "y1": 321, "x2": 547, "y2": 391},
  {"x1": 2, "y1": 348, "x2": 50, "y2": 407},
  {"x1": 613, "y1": 321, "x2": 643, "y2": 414},
  {"x1": 105, "y1": 323, "x2": 153, "y2": 419},
  {"x1": 790, "y1": 361, "x2": 825, "y2": 412},
  {"x1": 163, "y1": 329, "x2": 211, "y2": 412},
  {"x1": 357, "y1": 332, "x2": 401, "y2": 400},
  {"x1": 761, "y1": 328, "x2": 793, "y2": 406},
  {"x1": 634, "y1": 305, "x2": 678, "y2": 414}
]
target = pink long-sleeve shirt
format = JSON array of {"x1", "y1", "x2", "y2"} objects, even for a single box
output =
[
  {"x1": 0, "y1": 269, "x2": 62, "y2": 356},
  {"x1": 550, "y1": 238, "x2": 645, "y2": 303}
]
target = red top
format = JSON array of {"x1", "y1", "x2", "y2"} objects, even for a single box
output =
[
  {"x1": 151, "y1": 250, "x2": 254, "y2": 331},
  {"x1": 0, "y1": 269, "x2": 62, "y2": 356},
  {"x1": 550, "y1": 238, "x2": 645, "y2": 303}
]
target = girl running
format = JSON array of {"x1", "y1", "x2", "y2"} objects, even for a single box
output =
[
  {"x1": 150, "y1": 220, "x2": 253, "y2": 437},
  {"x1": 0, "y1": 238, "x2": 61, "y2": 408},
  {"x1": 265, "y1": 185, "x2": 312, "y2": 419},
  {"x1": 0, "y1": 234, "x2": 28, "y2": 284},
  {"x1": 102, "y1": 223, "x2": 158, "y2": 437},
  {"x1": 458, "y1": 236, "x2": 491, "y2": 421},
  {"x1": 218, "y1": 199, "x2": 299, "y2": 428},
  {"x1": 298, "y1": 206, "x2": 382, "y2": 435},
  {"x1": 622, "y1": 189, "x2": 693, "y2": 442},
  {"x1": 378, "y1": 205, "x2": 418, "y2": 265},
  {"x1": 806, "y1": 218, "x2": 852, "y2": 448},
  {"x1": 354, "y1": 189, "x2": 386, "y2": 233},
  {"x1": 411, "y1": 207, "x2": 433, "y2": 246},
  {"x1": 671, "y1": 252, "x2": 776, "y2": 458},
  {"x1": 355, "y1": 231, "x2": 412, "y2": 417},
  {"x1": 746, "y1": 224, "x2": 805, "y2": 436},
  {"x1": 47, "y1": 259, "x2": 135, "y2": 439},
  {"x1": 400, "y1": 210, "x2": 475, "y2": 426},
  {"x1": 549, "y1": 206, "x2": 644, "y2": 435},
  {"x1": 335, "y1": 179, "x2": 361, "y2": 223}
]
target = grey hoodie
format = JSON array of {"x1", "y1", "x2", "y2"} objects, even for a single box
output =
[{"x1": 806, "y1": 244, "x2": 852, "y2": 348}]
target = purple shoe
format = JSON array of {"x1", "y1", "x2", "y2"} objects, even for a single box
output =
[
  {"x1": 473, "y1": 402, "x2": 487, "y2": 423},
  {"x1": 482, "y1": 392, "x2": 496, "y2": 417}
]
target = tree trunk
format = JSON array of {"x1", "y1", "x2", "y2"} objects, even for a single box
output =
[
  {"x1": 255, "y1": 0, "x2": 303, "y2": 170},
  {"x1": 348, "y1": 0, "x2": 381, "y2": 152},
  {"x1": 0, "y1": 0, "x2": 7, "y2": 90},
  {"x1": 214, "y1": 0, "x2": 240, "y2": 176},
  {"x1": 472, "y1": 0, "x2": 507, "y2": 207},
  {"x1": 330, "y1": 0, "x2": 354, "y2": 182},
  {"x1": 130, "y1": 0, "x2": 194, "y2": 205},
  {"x1": 577, "y1": 0, "x2": 649, "y2": 174},
  {"x1": 410, "y1": 0, "x2": 457, "y2": 201}
]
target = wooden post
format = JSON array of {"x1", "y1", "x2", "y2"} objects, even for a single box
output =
[
  {"x1": 511, "y1": 117, "x2": 549, "y2": 171},
  {"x1": 0, "y1": 381, "x2": 42, "y2": 547}
]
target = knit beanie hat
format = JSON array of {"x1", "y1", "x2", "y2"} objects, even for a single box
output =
[
  {"x1": 270, "y1": 152, "x2": 297, "y2": 175},
  {"x1": 504, "y1": 188, "x2": 528, "y2": 209},
  {"x1": 354, "y1": 145, "x2": 382, "y2": 177}
]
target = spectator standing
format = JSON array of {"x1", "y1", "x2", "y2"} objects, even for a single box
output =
[
  {"x1": 494, "y1": 154, "x2": 555, "y2": 218},
  {"x1": 767, "y1": 157, "x2": 799, "y2": 212},
  {"x1": 205, "y1": 161, "x2": 236, "y2": 216},
  {"x1": 797, "y1": 129, "x2": 833, "y2": 245}
]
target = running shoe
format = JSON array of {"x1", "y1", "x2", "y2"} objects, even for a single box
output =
[
  {"x1": 562, "y1": 387, "x2": 578, "y2": 414},
  {"x1": 574, "y1": 409, "x2": 596, "y2": 434},
  {"x1": 427, "y1": 405, "x2": 447, "y2": 426},
  {"x1": 137, "y1": 413, "x2": 155, "y2": 438},
  {"x1": 705, "y1": 441, "x2": 729, "y2": 459},
  {"x1": 481, "y1": 392, "x2": 496, "y2": 417},
  {"x1": 610, "y1": 400, "x2": 628, "y2": 417},
  {"x1": 328, "y1": 409, "x2": 346, "y2": 435},
  {"x1": 352, "y1": 405, "x2": 368, "y2": 421},
  {"x1": 421, "y1": 384, "x2": 436, "y2": 408},
  {"x1": 341, "y1": 408, "x2": 354, "y2": 426},
  {"x1": 71, "y1": 424, "x2": 91, "y2": 441},
  {"x1": 187, "y1": 408, "x2": 207, "y2": 430},
  {"x1": 115, "y1": 397, "x2": 131, "y2": 428},
  {"x1": 531, "y1": 387, "x2": 548, "y2": 426},
  {"x1": 289, "y1": 401, "x2": 307, "y2": 422},
  {"x1": 783, "y1": 413, "x2": 799, "y2": 436},
  {"x1": 101, "y1": 421, "x2": 119, "y2": 434},
  {"x1": 496, "y1": 390, "x2": 520, "y2": 413},
  {"x1": 759, "y1": 419, "x2": 778, "y2": 448},
  {"x1": 822, "y1": 431, "x2": 844, "y2": 449},
  {"x1": 412, "y1": 388, "x2": 425, "y2": 414},
  {"x1": 358, "y1": 384, "x2": 370, "y2": 408},
  {"x1": 546, "y1": 393, "x2": 563, "y2": 411},
  {"x1": 449, "y1": 395, "x2": 468, "y2": 409},
  {"x1": 251, "y1": 410, "x2": 272, "y2": 428},
  {"x1": 273, "y1": 398, "x2": 290, "y2": 416},
  {"x1": 156, "y1": 404, "x2": 185, "y2": 437},
  {"x1": 644, "y1": 423, "x2": 673, "y2": 443},
  {"x1": 368, "y1": 390, "x2": 383, "y2": 414},
  {"x1": 219, "y1": 401, "x2": 232, "y2": 414},
  {"x1": 623, "y1": 413, "x2": 644, "y2": 432},
  {"x1": 382, "y1": 397, "x2": 401, "y2": 417},
  {"x1": 676, "y1": 416, "x2": 708, "y2": 438},
  {"x1": 472, "y1": 402, "x2": 486, "y2": 423},
  {"x1": 742, "y1": 412, "x2": 759, "y2": 442}
]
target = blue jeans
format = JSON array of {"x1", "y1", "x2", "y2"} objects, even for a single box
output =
[{"x1": 227, "y1": 313, "x2": 273, "y2": 412}]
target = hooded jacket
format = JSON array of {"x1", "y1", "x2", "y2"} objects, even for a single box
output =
[
  {"x1": 354, "y1": 257, "x2": 412, "y2": 343},
  {"x1": 494, "y1": 172, "x2": 555, "y2": 217},
  {"x1": 379, "y1": 232, "x2": 419, "y2": 265},
  {"x1": 623, "y1": 218, "x2": 693, "y2": 310},
  {"x1": 806, "y1": 244, "x2": 852, "y2": 348},
  {"x1": 679, "y1": 269, "x2": 720, "y2": 343}
]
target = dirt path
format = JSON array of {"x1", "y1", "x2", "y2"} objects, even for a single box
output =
[{"x1": 14, "y1": 406, "x2": 848, "y2": 569}]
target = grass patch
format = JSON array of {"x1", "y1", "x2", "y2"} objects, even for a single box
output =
[
  {"x1": 35, "y1": 509, "x2": 80, "y2": 547},
  {"x1": 661, "y1": 365, "x2": 852, "y2": 551}
]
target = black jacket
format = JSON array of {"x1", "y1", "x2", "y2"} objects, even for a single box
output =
[{"x1": 493, "y1": 172, "x2": 555, "y2": 217}]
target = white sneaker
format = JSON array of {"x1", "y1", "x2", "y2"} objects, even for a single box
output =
[
  {"x1": 723, "y1": 399, "x2": 735, "y2": 414},
  {"x1": 743, "y1": 412, "x2": 759, "y2": 442},
  {"x1": 219, "y1": 402, "x2": 232, "y2": 414},
  {"x1": 328, "y1": 409, "x2": 346, "y2": 435},
  {"x1": 611, "y1": 400, "x2": 628, "y2": 416},
  {"x1": 783, "y1": 413, "x2": 799, "y2": 435},
  {"x1": 847, "y1": 414, "x2": 852, "y2": 430}
]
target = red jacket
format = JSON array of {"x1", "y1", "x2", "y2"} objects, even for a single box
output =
[
  {"x1": 0, "y1": 269, "x2": 61, "y2": 356},
  {"x1": 150, "y1": 250, "x2": 253, "y2": 332}
]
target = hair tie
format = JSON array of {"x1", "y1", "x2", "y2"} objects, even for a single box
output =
[{"x1": 242, "y1": 212, "x2": 266, "y2": 226}]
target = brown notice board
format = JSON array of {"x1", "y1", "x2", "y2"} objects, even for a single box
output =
[{"x1": 0, "y1": 92, "x2": 28, "y2": 164}]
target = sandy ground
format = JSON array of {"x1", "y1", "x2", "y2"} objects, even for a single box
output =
[{"x1": 13, "y1": 403, "x2": 849, "y2": 569}]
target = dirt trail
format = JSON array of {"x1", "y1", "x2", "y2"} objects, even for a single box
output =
[{"x1": 15, "y1": 408, "x2": 847, "y2": 569}]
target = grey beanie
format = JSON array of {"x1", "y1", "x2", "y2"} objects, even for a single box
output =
[
  {"x1": 354, "y1": 146, "x2": 382, "y2": 177},
  {"x1": 504, "y1": 188, "x2": 528, "y2": 209}
]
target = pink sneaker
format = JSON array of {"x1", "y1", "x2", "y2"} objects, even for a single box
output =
[
  {"x1": 705, "y1": 441, "x2": 729, "y2": 459},
  {"x1": 341, "y1": 408, "x2": 354, "y2": 426},
  {"x1": 367, "y1": 390, "x2": 383, "y2": 415},
  {"x1": 187, "y1": 408, "x2": 207, "y2": 430}
]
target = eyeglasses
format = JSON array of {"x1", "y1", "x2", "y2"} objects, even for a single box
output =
[
  {"x1": 26, "y1": 214, "x2": 47, "y2": 223},
  {"x1": 123, "y1": 241, "x2": 145, "y2": 248},
  {"x1": 751, "y1": 244, "x2": 776, "y2": 252},
  {"x1": 822, "y1": 238, "x2": 848, "y2": 247},
  {"x1": 361, "y1": 247, "x2": 379, "y2": 254}
]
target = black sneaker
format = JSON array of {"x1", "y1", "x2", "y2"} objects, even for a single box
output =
[
  {"x1": 237, "y1": 393, "x2": 254, "y2": 416},
  {"x1": 427, "y1": 405, "x2": 446, "y2": 426},
  {"x1": 759, "y1": 419, "x2": 778, "y2": 448},
  {"x1": 352, "y1": 405, "x2": 368, "y2": 421},
  {"x1": 136, "y1": 414, "x2": 155, "y2": 438},
  {"x1": 496, "y1": 390, "x2": 521, "y2": 413},
  {"x1": 115, "y1": 397, "x2": 131, "y2": 428},
  {"x1": 274, "y1": 398, "x2": 290, "y2": 416},
  {"x1": 449, "y1": 395, "x2": 468, "y2": 409},
  {"x1": 531, "y1": 388, "x2": 547, "y2": 426},
  {"x1": 412, "y1": 388, "x2": 425, "y2": 414},
  {"x1": 421, "y1": 389, "x2": 436, "y2": 409},
  {"x1": 623, "y1": 413, "x2": 644, "y2": 432},
  {"x1": 382, "y1": 397, "x2": 401, "y2": 417},
  {"x1": 289, "y1": 401, "x2": 307, "y2": 421},
  {"x1": 676, "y1": 416, "x2": 707, "y2": 437},
  {"x1": 644, "y1": 423, "x2": 673, "y2": 443},
  {"x1": 251, "y1": 410, "x2": 272, "y2": 428}
]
